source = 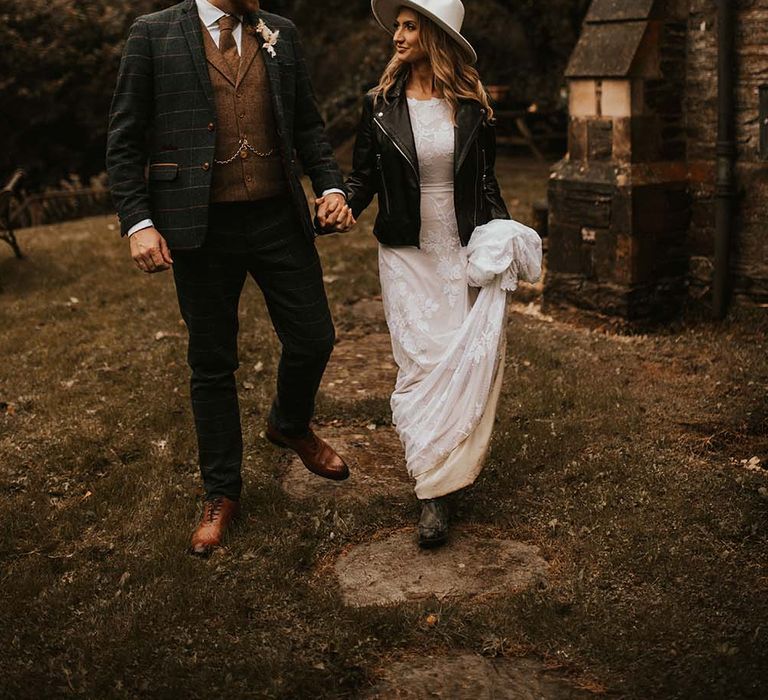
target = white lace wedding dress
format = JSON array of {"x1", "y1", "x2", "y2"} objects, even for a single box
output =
[{"x1": 378, "y1": 97, "x2": 541, "y2": 499}]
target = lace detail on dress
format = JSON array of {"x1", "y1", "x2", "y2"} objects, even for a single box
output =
[
  {"x1": 378, "y1": 254, "x2": 438, "y2": 367},
  {"x1": 408, "y1": 97, "x2": 454, "y2": 187},
  {"x1": 409, "y1": 98, "x2": 464, "y2": 309}
]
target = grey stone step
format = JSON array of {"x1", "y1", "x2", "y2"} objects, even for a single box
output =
[{"x1": 335, "y1": 530, "x2": 549, "y2": 607}]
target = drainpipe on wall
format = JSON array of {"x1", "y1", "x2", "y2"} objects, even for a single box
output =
[{"x1": 713, "y1": 0, "x2": 735, "y2": 319}]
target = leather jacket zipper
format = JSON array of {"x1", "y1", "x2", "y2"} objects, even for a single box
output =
[
  {"x1": 456, "y1": 112, "x2": 485, "y2": 174},
  {"x1": 481, "y1": 146, "x2": 487, "y2": 219},
  {"x1": 373, "y1": 118, "x2": 419, "y2": 180},
  {"x1": 473, "y1": 141, "x2": 480, "y2": 226},
  {"x1": 377, "y1": 153, "x2": 391, "y2": 216}
]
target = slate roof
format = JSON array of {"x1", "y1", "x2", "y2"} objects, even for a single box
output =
[
  {"x1": 565, "y1": 21, "x2": 649, "y2": 77},
  {"x1": 565, "y1": 0, "x2": 664, "y2": 78}
]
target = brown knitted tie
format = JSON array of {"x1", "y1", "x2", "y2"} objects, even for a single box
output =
[{"x1": 218, "y1": 15, "x2": 240, "y2": 76}]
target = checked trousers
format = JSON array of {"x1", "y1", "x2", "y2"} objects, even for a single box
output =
[{"x1": 171, "y1": 195, "x2": 335, "y2": 500}]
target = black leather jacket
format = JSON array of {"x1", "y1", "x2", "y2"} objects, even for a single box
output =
[{"x1": 344, "y1": 78, "x2": 510, "y2": 248}]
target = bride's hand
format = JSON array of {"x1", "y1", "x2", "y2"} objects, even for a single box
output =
[{"x1": 333, "y1": 206, "x2": 356, "y2": 232}]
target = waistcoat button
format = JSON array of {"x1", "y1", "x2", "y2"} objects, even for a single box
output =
[
  {"x1": 202, "y1": 162, "x2": 210, "y2": 171},
  {"x1": 207, "y1": 122, "x2": 215, "y2": 131}
]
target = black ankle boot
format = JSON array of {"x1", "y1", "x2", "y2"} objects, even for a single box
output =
[{"x1": 418, "y1": 496, "x2": 450, "y2": 548}]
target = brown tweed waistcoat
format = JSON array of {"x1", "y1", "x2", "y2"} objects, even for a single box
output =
[{"x1": 202, "y1": 21, "x2": 287, "y2": 203}]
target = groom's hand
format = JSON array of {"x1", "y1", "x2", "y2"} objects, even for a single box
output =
[
  {"x1": 315, "y1": 194, "x2": 356, "y2": 233},
  {"x1": 129, "y1": 227, "x2": 173, "y2": 273}
]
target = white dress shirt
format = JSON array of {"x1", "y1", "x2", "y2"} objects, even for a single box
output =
[
  {"x1": 196, "y1": 0, "x2": 244, "y2": 52},
  {"x1": 127, "y1": 0, "x2": 344, "y2": 237}
]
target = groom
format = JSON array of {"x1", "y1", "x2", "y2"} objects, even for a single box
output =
[{"x1": 107, "y1": 0, "x2": 354, "y2": 555}]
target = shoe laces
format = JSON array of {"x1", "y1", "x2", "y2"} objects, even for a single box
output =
[{"x1": 204, "y1": 497, "x2": 224, "y2": 523}]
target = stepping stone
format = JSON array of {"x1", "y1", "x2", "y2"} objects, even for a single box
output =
[
  {"x1": 364, "y1": 653, "x2": 595, "y2": 699},
  {"x1": 322, "y1": 332, "x2": 397, "y2": 401},
  {"x1": 335, "y1": 531, "x2": 549, "y2": 607},
  {"x1": 279, "y1": 426, "x2": 412, "y2": 502}
]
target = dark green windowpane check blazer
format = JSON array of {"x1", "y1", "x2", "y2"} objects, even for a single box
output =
[{"x1": 106, "y1": 0, "x2": 343, "y2": 248}]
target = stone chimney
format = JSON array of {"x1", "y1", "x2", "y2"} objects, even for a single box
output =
[{"x1": 545, "y1": 0, "x2": 690, "y2": 320}]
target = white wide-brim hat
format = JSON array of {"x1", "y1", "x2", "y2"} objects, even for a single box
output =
[{"x1": 371, "y1": 0, "x2": 477, "y2": 65}]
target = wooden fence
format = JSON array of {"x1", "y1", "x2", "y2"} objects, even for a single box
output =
[{"x1": 1, "y1": 171, "x2": 113, "y2": 258}]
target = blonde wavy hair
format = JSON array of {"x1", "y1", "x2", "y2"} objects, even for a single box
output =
[{"x1": 371, "y1": 9, "x2": 494, "y2": 123}]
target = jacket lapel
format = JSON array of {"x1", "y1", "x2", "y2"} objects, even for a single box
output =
[
  {"x1": 180, "y1": 0, "x2": 216, "y2": 112},
  {"x1": 200, "y1": 22, "x2": 237, "y2": 86},
  {"x1": 455, "y1": 100, "x2": 485, "y2": 174},
  {"x1": 236, "y1": 23, "x2": 259, "y2": 87},
  {"x1": 375, "y1": 78, "x2": 419, "y2": 177},
  {"x1": 246, "y1": 11, "x2": 284, "y2": 125}
]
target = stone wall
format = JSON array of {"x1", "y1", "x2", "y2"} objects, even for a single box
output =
[{"x1": 686, "y1": 0, "x2": 768, "y2": 305}]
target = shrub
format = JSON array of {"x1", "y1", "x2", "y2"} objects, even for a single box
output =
[
  {"x1": 0, "y1": 0, "x2": 589, "y2": 189},
  {"x1": 0, "y1": 0, "x2": 166, "y2": 188}
]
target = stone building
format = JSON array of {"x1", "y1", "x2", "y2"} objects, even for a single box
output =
[{"x1": 546, "y1": 0, "x2": 768, "y2": 320}]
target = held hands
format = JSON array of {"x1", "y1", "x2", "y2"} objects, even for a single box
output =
[
  {"x1": 315, "y1": 193, "x2": 355, "y2": 233},
  {"x1": 130, "y1": 227, "x2": 173, "y2": 273}
]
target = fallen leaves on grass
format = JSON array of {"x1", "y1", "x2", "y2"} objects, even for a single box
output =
[
  {"x1": 742, "y1": 456, "x2": 764, "y2": 472},
  {"x1": 154, "y1": 330, "x2": 183, "y2": 341}
]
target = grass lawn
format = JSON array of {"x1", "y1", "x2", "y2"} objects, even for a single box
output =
[{"x1": 1, "y1": 157, "x2": 767, "y2": 698}]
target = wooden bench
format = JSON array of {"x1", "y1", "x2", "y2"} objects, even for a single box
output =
[
  {"x1": 494, "y1": 108, "x2": 567, "y2": 162},
  {"x1": 0, "y1": 170, "x2": 25, "y2": 259}
]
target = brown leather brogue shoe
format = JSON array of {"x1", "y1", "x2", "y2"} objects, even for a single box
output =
[
  {"x1": 190, "y1": 496, "x2": 241, "y2": 557},
  {"x1": 266, "y1": 424, "x2": 350, "y2": 481}
]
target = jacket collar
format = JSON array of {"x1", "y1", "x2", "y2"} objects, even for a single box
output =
[
  {"x1": 195, "y1": 0, "x2": 242, "y2": 28},
  {"x1": 181, "y1": 0, "x2": 215, "y2": 111},
  {"x1": 375, "y1": 73, "x2": 486, "y2": 176},
  {"x1": 373, "y1": 75, "x2": 419, "y2": 178}
]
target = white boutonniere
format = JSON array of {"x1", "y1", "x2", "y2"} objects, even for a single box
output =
[{"x1": 252, "y1": 19, "x2": 279, "y2": 58}]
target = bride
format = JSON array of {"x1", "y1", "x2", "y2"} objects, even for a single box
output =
[{"x1": 321, "y1": 0, "x2": 540, "y2": 546}]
